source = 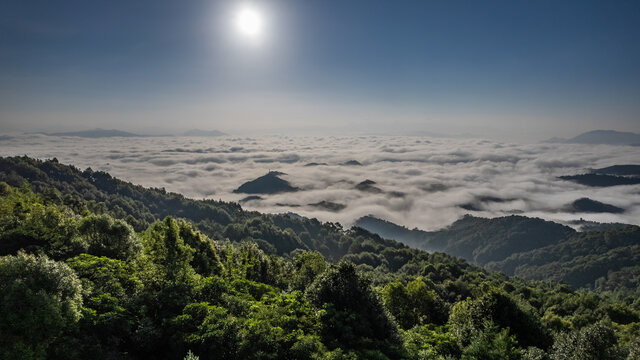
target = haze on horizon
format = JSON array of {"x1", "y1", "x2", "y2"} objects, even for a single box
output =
[{"x1": 1, "y1": 0, "x2": 639, "y2": 140}]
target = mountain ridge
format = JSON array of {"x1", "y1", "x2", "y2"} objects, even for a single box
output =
[{"x1": 544, "y1": 130, "x2": 640, "y2": 146}]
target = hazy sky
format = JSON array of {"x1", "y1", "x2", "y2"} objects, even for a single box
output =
[{"x1": 1, "y1": 0, "x2": 639, "y2": 139}]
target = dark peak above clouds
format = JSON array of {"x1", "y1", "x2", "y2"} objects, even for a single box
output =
[
  {"x1": 566, "y1": 198, "x2": 625, "y2": 214},
  {"x1": 545, "y1": 130, "x2": 640, "y2": 146},
  {"x1": 342, "y1": 160, "x2": 363, "y2": 166},
  {"x1": 239, "y1": 195, "x2": 263, "y2": 203},
  {"x1": 559, "y1": 163, "x2": 640, "y2": 187},
  {"x1": 304, "y1": 162, "x2": 328, "y2": 167},
  {"x1": 591, "y1": 165, "x2": 640, "y2": 177},
  {"x1": 308, "y1": 201, "x2": 346, "y2": 212},
  {"x1": 459, "y1": 196, "x2": 518, "y2": 211},
  {"x1": 183, "y1": 129, "x2": 227, "y2": 137},
  {"x1": 559, "y1": 173, "x2": 640, "y2": 187},
  {"x1": 355, "y1": 179, "x2": 383, "y2": 193},
  {"x1": 233, "y1": 171, "x2": 298, "y2": 194}
]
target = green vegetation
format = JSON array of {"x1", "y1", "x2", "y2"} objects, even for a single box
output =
[
  {"x1": 0, "y1": 156, "x2": 639, "y2": 359},
  {"x1": 357, "y1": 215, "x2": 640, "y2": 300},
  {"x1": 488, "y1": 226, "x2": 640, "y2": 302}
]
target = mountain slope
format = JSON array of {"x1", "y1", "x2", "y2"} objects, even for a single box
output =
[
  {"x1": 488, "y1": 226, "x2": 640, "y2": 290},
  {"x1": 357, "y1": 215, "x2": 640, "y2": 293},
  {"x1": 566, "y1": 198, "x2": 624, "y2": 214},
  {"x1": 559, "y1": 173, "x2": 640, "y2": 187},
  {"x1": 592, "y1": 164, "x2": 640, "y2": 176},
  {"x1": 233, "y1": 171, "x2": 298, "y2": 194},
  {"x1": 567, "y1": 130, "x2": 640, "y2": 145},
  {"x1": 356, "y1": 214, "x2": 575, "y2": 265},
  {"x1": 546, "y1": 130, "x2": 640, "y2": 145}
]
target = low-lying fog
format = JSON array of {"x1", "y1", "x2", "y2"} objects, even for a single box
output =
[{"x1": 2, "y1": 134, "x2": 640, "y2": 230}]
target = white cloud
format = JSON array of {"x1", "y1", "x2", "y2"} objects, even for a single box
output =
[{"x1": 2, "y1": 135, "x2": 640, "y2": 230}]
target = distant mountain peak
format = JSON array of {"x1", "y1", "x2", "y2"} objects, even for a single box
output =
[
  {"x1": 355, "y1": 179, "x2": 382, "y2": 193},
  {"x1": 233, "y1": 171, "x2": 298, "y2": 194},
  {"x1": 566, "y1": 198, "x2": 624, "y2": 214},
  {"x1": 590, "y1": 165, "x2": 640, "y2": 177},
  {"x1": 308, "y1": 200, "x2": 346, "y2": 212},
  {"x1": 544, "y1": 130, "x2": 640, "y2": 145},
  {"x1": 342, "y1": 160, "x2": 363, "y2": 166}
]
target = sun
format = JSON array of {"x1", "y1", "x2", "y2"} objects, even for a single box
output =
[{"x1": 235, "y1": 5, "x2": 264, "y2": 40}]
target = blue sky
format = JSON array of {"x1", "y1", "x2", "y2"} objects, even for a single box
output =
[{"x1": 1, "y1": 0, "x2": 639, "y2": 139}]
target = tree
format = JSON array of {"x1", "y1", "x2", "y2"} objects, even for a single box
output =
[
  {"x1": 291, "y1": 250, "x2": 328, "y2": 291},
  {"x1": 449, "y1": 290, "x2": 552, "y2": 349},
  {"x1": 178, "y1": 220, "x2": 223, "y2": 276},
  {"x1": 135, "y1": 217, "x2": 198, "y2": 357},
  {"x1": 170, "y1": 302, "x2": 239, "y2": 359},
  {"x1": 460, "y1": 322, "x2": 521, "y2": 360},
  {"x1": 550, "y1": 322, "x2": 622, "y2": 360},
  {"x1": 184, "y1": 350, "x2": 200, "y2": 360},
  {"x1": 382, "y1": 278, "x2": 447, "y2": 329},
  {"x1": 78, "y1": 214, "x2": 141, "y2": 260},
  {"x1": 306, "y1": 261, "x2": 403, "y2": 357},
  {"x1": 141, "y1": 217, "x2": 195, "y2": 285},
  {"x1": 0, "y1": 252, "x2": 83, "y2": 360}
]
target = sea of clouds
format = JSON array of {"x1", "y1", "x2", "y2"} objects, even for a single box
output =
[{"x1": 1, "y1": 134, "x2": 640, "y2": 230}]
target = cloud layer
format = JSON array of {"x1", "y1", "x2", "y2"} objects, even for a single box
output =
[{"x1": 2, "y1": 134, "x2": 640, "y2": 230}]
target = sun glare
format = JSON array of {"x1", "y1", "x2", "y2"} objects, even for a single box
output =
[{"x1": 235, "y1": 6, "x2": 263, "y2": 40}]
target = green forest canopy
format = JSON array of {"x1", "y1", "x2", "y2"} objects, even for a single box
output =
[{"x1": 0, "y1": 156, "x2": 639, "y2": 359}]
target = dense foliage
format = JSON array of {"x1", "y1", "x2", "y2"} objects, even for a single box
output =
[
  {"x1": 357, "y1": 215, "x2": 640, "y2": 300},
  {"x1": 0, "y1": 156, "x2": 639, "y2": 359}
]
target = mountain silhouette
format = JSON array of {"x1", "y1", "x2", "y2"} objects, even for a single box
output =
[
  {"x1": 559, "y1": 173, "x2": 640, "y2": 187},
  {"x1": 233, "y1": 171, "x2": 298, "y2": 194},
  {"x1": 567, "y1": 198, "x2": 624, "y2": 214},
  {"x1": 545, "y1": 130, "x2": 640, "y2": 145},
  {"x1": 355, "y1": 179, "x2": 383, "y2": 193},
  {"x1": 591, "y1": 165, "x2": 640, "y2": 177}
]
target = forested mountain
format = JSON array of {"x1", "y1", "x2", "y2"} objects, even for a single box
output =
[
  {"x1": 566, "y1": 198, "x2": 625, "y2": 214},
  {"x1": 356, "y1": 215, "x2": 640, "y2": 296},
  {"x1": 487, "y1": 226, "x2": 640, "y2": 293},
  {"x1": 233, "y1": 171, "x2": 299, "y2": 194},
  {"x1": 558, "y1": 164, "x2": 640, "y2": 187},
  {"x1": 0, "y1": 156, "x2": 639, "y2": 359},
  {"x1": 356, "y1": 215, "x2": 576, "y2": 265}
]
